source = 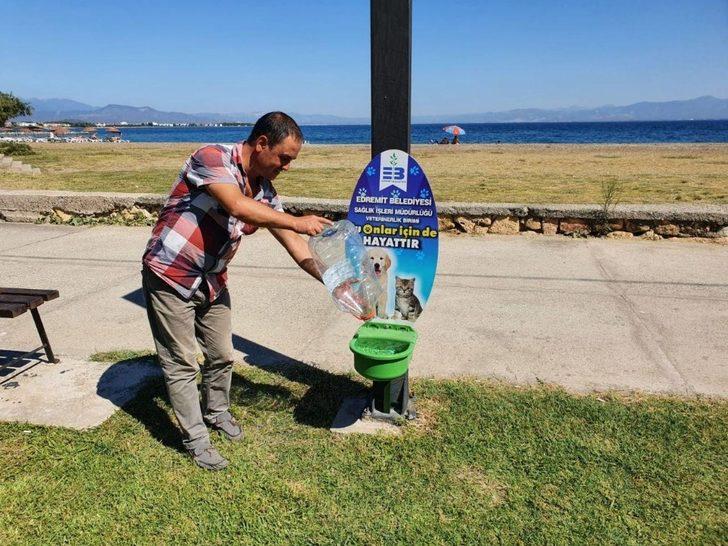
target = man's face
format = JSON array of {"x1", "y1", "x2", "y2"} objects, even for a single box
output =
[{"x1": 252, "y1": 135, "x2": 301, "y2": 180}]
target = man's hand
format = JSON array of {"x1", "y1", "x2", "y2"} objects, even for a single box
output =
[{"x1": 292, "y1": 215, "x2": 333, "y2": 236}]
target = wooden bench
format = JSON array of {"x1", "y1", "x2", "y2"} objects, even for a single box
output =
[{"x1": 0, "y1": 287, "x2": 60, "y2": 369}]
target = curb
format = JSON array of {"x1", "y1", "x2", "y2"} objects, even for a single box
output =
[{"x1": 1, "y1": 189, "x2": 727, "y2": 239}]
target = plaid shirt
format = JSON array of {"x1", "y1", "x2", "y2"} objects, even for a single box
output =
[{"x1": 143, "y1": 143, "x2": 283, "y2": 300}]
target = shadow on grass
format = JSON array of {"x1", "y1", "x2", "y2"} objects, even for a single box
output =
[
  {"x1": 96, "y1": 357, "x2": 184, "y2": 453},
  {"x1": 95, "y1": 336, "x2": 367, "y2": 452},
  {"x1": 232, "y1": 334, "x2": 368, "y2": 429}
]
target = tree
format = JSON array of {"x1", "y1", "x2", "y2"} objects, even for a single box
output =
[{"x1": 0, "y1": 92, "x2": 33, "y2": 125}]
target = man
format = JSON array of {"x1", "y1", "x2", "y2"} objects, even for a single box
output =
[{"x1": 142, "y1": 112, "x2": 331, "y2": 470}]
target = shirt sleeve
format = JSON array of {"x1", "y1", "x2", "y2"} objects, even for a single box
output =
[
  {"x1": 185, "y1": 145, "x2": 238, "y2": 188},
  {"x1": 260, "y1": 179, "x2": 284, "y2": 212}
]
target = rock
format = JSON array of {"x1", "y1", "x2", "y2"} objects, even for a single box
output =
[
  {"x1": 524, "y1": 218, "x2": 541, "y2": 231},
  {"x1": 476, "y1": 217, "x2": 492, "y2": 227},
  {"x1": 52, "y1": 209, "x2": 72, "y2": 223},
  {"x1": 624, "y1": 220, "x2": 652, "y2": 234},
  {"x1": 519, "y1": 230, "x2": 540, "y2": 237},
  {"x1": 717, "y1": 226, "x2": 728, "y2": 238},
  {"x1": 542, "y1": 218, "x2": 559, "y2": 235},
  {"x1": 454, "y1": 216, "x2": 476, "y2": 233},
  {"x1": 131, "y1": 205, "x2": 153, "y2": 219},
  {"x1": 438, "y1": 217, "x2": 456, "y2": 231},
  {"x1": 640, "y1": 230, "x2": 662, "y2": 241},
  {"x1": 654, "y1": 223, "x2": 681, "y2": 237},
  {"x1": 559, "y1": 218, "x2": 590, "y2": 236},
  {"x1": 606, "y1": 230, "x2": 634, "y2": 239},
  {"x1": 608, "y1": 219, "x2": 624, "y2": 230},
  {"x1": 489, "y1": 216, "x2": 520, "y2": 235}
]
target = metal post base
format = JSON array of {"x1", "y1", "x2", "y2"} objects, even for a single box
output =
[{"x1": 365, "y1": 372, "x2": 416, "y2": 421}]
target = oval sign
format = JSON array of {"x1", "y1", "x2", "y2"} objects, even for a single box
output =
[{"x1": 347, "y1": 149, "x2": 438, "y2": 322}]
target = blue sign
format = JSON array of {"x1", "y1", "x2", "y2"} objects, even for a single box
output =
[{"x1": 347, "y1": 150, "x2": 438, "y2": 322}]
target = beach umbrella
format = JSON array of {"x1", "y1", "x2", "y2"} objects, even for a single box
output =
[{"x1": 442, "y1": 125, "x2": 466, "y2": 136}]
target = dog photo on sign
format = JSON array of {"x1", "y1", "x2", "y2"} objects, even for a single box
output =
[{"x1": 368, "y1": 248, "x2": 393, "y2": 318}]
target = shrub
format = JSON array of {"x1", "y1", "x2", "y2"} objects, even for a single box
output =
[{"x1": 0, "y1": 141, "x2": 34, "y2": 156}]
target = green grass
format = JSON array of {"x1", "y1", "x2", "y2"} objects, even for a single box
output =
[{"x1": 0, "y1": 354, "x2": 726, "y2": 544}]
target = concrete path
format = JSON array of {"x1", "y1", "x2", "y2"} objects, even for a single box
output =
[{"x1": 1, "y1": 223, "x2": 726, "y2": 400}]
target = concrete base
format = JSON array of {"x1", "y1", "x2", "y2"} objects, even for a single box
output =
[
  {"x1": 0, "y1": 358, "x2": 161, "y2": 429},
  {"x1": 330, "y1": 397, "x2": 401, "y2": 435}
]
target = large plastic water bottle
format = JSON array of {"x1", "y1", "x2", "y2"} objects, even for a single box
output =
[{"x1": 308, "y1": 220, "x2": 382, "y2": 320}]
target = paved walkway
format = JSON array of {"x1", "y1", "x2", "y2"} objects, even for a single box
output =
[{"x1": 1, "y1": 223, "x2": 727, "y2": 398}]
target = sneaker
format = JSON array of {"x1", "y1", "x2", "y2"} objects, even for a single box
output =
[
  {"x1": 205, "y1": 411, "x2": 244, "y2": 442},
  {"x1": 188, "y1": 444, "x2": 229, "y2": 471}
]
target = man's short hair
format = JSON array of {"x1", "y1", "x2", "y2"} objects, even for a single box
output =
[{"x1": 247, "y1": 112, "x2": 303, "y2": 148}]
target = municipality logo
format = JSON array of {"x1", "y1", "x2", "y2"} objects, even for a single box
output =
[{"x1": 379, "y1": 149, "x2": 408, "y2": 192}]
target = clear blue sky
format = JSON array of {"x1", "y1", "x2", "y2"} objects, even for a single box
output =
[{"x1": 1, "y1": 0, "x2": 726, "y2": 117}]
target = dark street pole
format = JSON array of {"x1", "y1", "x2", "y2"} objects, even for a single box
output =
[{"x1": 371, "y1": 0, "x2": 412, "y2": 158}]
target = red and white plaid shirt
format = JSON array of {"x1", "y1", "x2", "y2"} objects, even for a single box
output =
[{"x1": 143, "y1": 143, "x2": 283, "y2": 300}]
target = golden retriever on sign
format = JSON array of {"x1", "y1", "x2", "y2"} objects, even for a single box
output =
[{"x1": 369, "y1": 249, "x2": 392, "y2": 318}]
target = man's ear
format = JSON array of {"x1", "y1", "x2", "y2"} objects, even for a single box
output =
[{"x1": 254, "y1": 135, "x2": 268, "y2": 152}]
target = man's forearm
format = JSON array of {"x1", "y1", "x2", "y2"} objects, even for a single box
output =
[
  {"x1": 298, "y1": 257, "x2": 323, "y2": 283},
  {"x1": 231, "y1": 197, "x2": 297, "y2": 230}
]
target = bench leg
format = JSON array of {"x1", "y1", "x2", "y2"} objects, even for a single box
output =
[{"x1": 30, "y1": 308, "x2": 59, "y2": 363}]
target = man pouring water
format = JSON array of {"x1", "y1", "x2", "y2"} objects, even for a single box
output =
[{"x1": 142, "y1": 112, "x2": 331, "y2": 470}]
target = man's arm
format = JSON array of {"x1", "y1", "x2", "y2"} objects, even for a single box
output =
[
  {"x1": 269, "y1": 227, "x2": 323, "y2": 282},
  {"x1": 206, "y1": 183, "x2": 331, "y2": 236}
]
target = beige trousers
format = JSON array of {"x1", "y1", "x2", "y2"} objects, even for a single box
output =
[{"x1": 142, "y1": 267, "x2": 234, "y2": 451}]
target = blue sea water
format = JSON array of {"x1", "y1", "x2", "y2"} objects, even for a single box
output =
[{"x1": 115, "y1": 120, "x2": 728, "y2": 144}]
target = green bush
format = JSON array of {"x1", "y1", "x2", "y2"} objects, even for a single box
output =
[{"x1": 0, "y1": 141, "x2": 34, "y2": 156}]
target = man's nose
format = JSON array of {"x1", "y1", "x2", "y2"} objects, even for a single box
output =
[{"x1": 281, "y1": 163, "x2": 290, "y2": 171}]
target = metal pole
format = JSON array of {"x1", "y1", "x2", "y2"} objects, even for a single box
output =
[{"x1": 371, "y1": 0, "x2": 412, "y2": 158}]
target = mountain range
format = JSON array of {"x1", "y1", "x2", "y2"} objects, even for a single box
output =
[{"x1": 16, "y1": 95, "x2": 728, "y2": 125}]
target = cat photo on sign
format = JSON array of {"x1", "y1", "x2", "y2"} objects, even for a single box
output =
[
  {"x1": 393, "y1": 276, "x2": 423, "y2": 322},
  {"x1": 368, "y1": 248, "x2": 394, "y2": 319}
]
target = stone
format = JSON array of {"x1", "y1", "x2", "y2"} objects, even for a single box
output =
[
  {"x1": 488, "y1": 216, "x2": 520, "y2": 235},
  {"x1": 559, "y1": 218, "x2": 591, "y2": 236},
  {"x1": 606, "y1": 230, "x2": 634, "y2": 239},
  {"x1": 454, "y1": 216, "x2": 476, "y2": 233},
  {"x1": 475, "y1": 216, "x2": 492, "y2": 227},
  {"x1": 640, "y1": 230, "x2": 662, "y2": 241},
  {"x1": 717, "y1": 226, "x2": 728, "y2": 238},
  {"x1": 52, "y1": 209, "x2": 72, "y2": 223},
  {"x1": 542, "y1": 218, "x2": 559, "y2": 235},
  {"x1": 438, "y1": 217, "x2": 456, "y2": 231},
  {"x1": 625, "y1": 220, "x2": 652, "y2": 234},
  {"x1": 654, "y1": 223, "x2": 681, "y2": 237},
  {"x1": 608, "y1": 219, "x2": 624, "y2": 230},
  {"x1": 524, "y1": 218, "x2": 542, "y2": 231}
]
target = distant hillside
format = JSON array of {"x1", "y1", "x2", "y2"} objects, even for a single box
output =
[
  {"x1": 15, "y1": 95, "x2": 728, "y2": 124},
  {"x1": 418, "y1": 96, "x2": 728, "y2": 123}
]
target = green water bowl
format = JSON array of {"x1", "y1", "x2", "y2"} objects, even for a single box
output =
[{"x1": 349, "y1": 320, "x2": 418, "y2": 381}]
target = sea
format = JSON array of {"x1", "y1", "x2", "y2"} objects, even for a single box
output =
[{"x1": 113, "y1": 120, "x2": 728, "y2": 144}]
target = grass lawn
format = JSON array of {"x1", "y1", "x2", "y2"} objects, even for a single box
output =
[
  {"x1": 1, "y1": 142, "x2": 727, "y2": 204},
  {"x1": 0, "y1": 352, "x2": 725, "y2": 544}
]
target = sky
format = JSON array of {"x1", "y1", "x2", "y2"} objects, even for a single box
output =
[{"x1": 1, "y1": 0, "x2": 727, "y2": 117}]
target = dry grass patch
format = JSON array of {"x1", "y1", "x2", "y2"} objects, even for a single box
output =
[{"x1": 1, "y1": 142, "x2": 727, "y2": 204}]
